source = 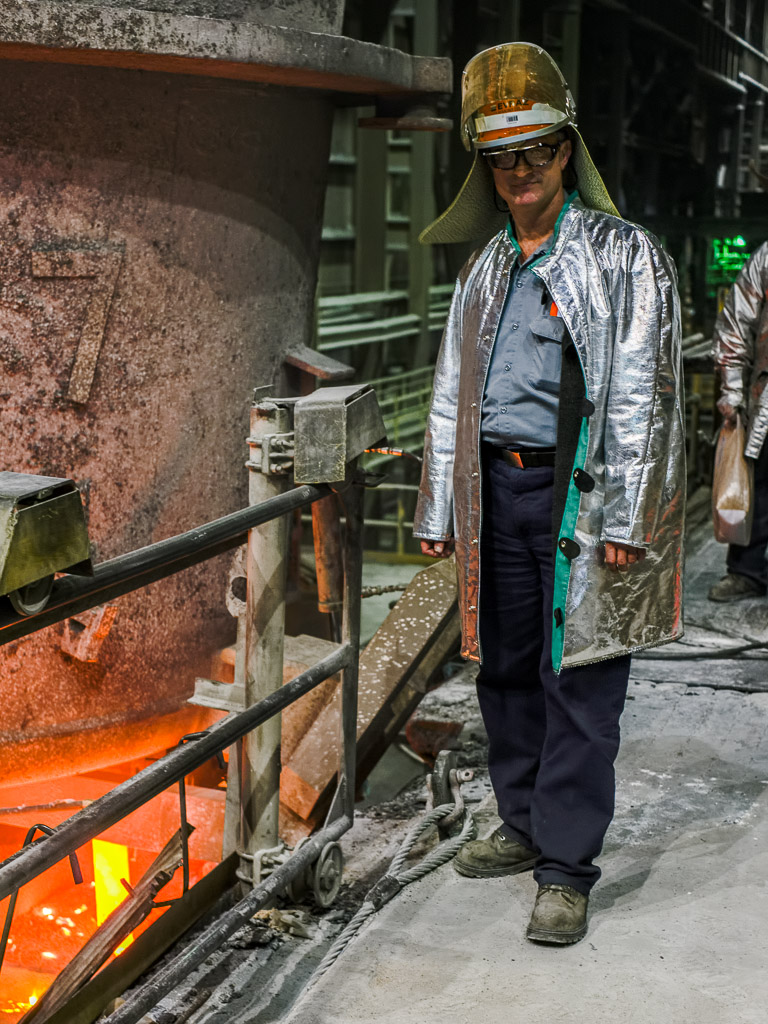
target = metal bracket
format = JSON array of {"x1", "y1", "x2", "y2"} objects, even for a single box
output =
[
  {"x1": 153, "y1": 732, "x2": 224, "y2": 908},
  {"x1": 251, "y1": 842, "x2": 289, "y2": 887},
  {"x1": 426, "y1": 750, "x2": 475, "y2": 839},
  {"x1": 357, "y1": 96, "x2": 452, "y2": 133},
  {"x1": 246, "y1": 431, "x2": 295, "y2": 476},
  {"x1": 0, "y1": 824, "x2": 83, "y2": 977}
]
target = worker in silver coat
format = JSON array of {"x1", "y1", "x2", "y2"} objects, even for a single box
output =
[
  {"x1": 709, "y1": 233, "x2": 768, "y2": 601},
  {"x1": 414, "y1": 43, "x2": 685, "y2": 944}
]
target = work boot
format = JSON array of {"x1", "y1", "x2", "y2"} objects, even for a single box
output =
[
  {"x1": 526, "y1": 883, "x2": 588, "y2": 945},
  {"x1": 708, "y1": 573, "x2": 766, "y2": 602},
  {"x1": 454, "y1": 827, "x2": 537, "y2": 878}
]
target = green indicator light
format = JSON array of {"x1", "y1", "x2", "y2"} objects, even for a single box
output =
[{"x1": 706, "y1": 237, "x2": 752, "y2": 298}]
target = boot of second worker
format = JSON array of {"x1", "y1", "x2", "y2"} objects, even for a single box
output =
[{"x1": 475, "y1": 455, "x2": 630, "y2": 895}]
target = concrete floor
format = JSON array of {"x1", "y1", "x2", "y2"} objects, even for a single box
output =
[{"x1": 283, "y1": 529, "x2": 768, "y2": 1024}]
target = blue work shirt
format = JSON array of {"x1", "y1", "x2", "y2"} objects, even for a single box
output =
[{"x1": 481, "y1": 214, "x2": 570, "y2": 449}]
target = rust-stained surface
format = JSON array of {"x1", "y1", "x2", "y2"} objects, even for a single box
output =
[
  {"x1": 311, "y1": 494, "x2": 344, "y2": 614},
  {"x1": 0, "y1": 53, "x2": 334, "y2": 784},
  {"x1": 0, "y1": 0, "x2": 451, "y2": 96}
]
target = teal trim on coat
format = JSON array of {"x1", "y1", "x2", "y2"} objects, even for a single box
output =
[{"x1": 551, "y1": 385, "x2": 590, "y2": 674}]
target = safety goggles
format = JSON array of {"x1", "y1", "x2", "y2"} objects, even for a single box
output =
[{"x1": 483, "y1": 141, "x2": 561, "y2": 170}]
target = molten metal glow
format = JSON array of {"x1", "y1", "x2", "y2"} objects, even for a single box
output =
[{"x1": 92, "y1": 839, "x2": 133, "y2": 953}]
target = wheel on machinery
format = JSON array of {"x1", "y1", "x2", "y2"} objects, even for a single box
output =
[
  {"x1": 8, "y1": 574, "x2": 55, "y2": 616},
  {"x1": 310, "y1": 841, "x2": 344, "y2": 909}
]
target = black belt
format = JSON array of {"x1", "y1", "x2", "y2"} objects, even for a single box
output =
[{"x1": 484, "y1": 443, "x2": 556, "y2": 469}]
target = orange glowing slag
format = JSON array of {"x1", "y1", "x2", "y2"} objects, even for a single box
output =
[{"x1": 92, "y1": 839, "x2": 134, "y2": 954}]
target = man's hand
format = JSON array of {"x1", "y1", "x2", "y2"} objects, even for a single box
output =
[
  {"x1": 717, "y1": 396, "x2": 739, "y2": 424},
  {"x1": 420, "y1": 538, "x2": 455, "y2": 559},
  {"x1": 604, "y1": 542, "x2": 646, "y2": 572}
]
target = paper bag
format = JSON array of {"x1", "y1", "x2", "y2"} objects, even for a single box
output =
[{"x1": 712, "y1": 415, "x2": 753, "y2": 546}]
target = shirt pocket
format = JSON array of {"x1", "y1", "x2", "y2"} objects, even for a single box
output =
[{"x1": 527, "y1": 315, "x2": 565, "y2": 395}]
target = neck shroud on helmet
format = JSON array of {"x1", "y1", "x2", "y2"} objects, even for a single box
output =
[{"x1": 420, "y1": 42, "x2": 619, "y2": 245}]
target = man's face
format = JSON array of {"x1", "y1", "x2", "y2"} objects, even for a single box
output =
[{"x1": 490, "y1": 133, "x2": 573, "y2": 216}]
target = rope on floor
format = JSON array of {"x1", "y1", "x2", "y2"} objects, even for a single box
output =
[{"x1": 306, "y1": 801, "x2": 477, "y2": 988}]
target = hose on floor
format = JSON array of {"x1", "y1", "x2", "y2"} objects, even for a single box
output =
[{"x1": 634, "y1": 617, "x2": 768, "y2": 660}]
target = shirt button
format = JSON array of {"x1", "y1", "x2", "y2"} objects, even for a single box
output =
[
  {"x1": 511, "y1": 323, "x2": 519, "y2": 331},
  {"x1": 471, "y1": 402, "x2": 477, "y2": 408},
  {"x1": 472, "y1": 471, "x2": 479, "y2": 478},
  {"x1": 504, "y1": 363, "x2": 511, "y2": 371}
]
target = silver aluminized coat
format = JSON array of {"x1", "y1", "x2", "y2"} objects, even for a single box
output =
[
  {"x1": 414, "y1": 197, "x2": 685, "y2": 669},
  {"x1": 714, "y1": 241, "x2": 768, "y2": 458}
]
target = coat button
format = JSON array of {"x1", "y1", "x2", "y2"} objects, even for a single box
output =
[
  {"x1": 471, "y1": 402, "x2": 477, "y2": 408},
  {"x1": 573, "y1": 468, "x2": 596, "y2": 493},
  {"x1": 558, "y1": 537, "x2": 581, "y2": 560},
  {"x1": 471, "y1": 537, "x2": 478, "y2": 545},
  {"x1": 469, "y1": 605, "x2": 477, "y2": 611},
  {"x1": 472, "y1": 471, "x2": 479, "y2": 478}
]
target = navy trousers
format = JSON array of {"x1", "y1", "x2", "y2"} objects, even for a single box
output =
[
  {"x1": 727, "y1": 441, "x2": 768, "y2": 587},
  {"x1": 476, "y1": 454, "x2": 630, "y2": 894}
]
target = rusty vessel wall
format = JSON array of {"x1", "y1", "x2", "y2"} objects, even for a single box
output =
[
  {"x1": 66, "y1": 0, "x2": 346, "y2": 31},
  {"x1": 0, "y1": 59, "x2": 334, "y2": 784}
]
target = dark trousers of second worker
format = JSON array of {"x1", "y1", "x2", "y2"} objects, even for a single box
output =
[
  {"x1": 727, "y1": 439, "x2": 768, "y2": 587},
  {"x1": 476, "y1": 453, "x2": 630, "y2": 894}
]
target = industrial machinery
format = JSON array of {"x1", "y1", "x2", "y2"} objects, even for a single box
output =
[
  {"x1": 0, "y1": 0, "x2": 449, "y2": 788},
  {"x1": 0, "y1": 472, "x2": 92, "y2": 615}
]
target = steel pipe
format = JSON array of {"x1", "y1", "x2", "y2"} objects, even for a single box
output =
[
  {"x1": 0, "y1": 482, "x2": 329, "y2": 646},
  {"x1": 0, "y1": 643, "x2": 350, "y2": 902},
  {"x1": 105, "y1": 814, "x2": 351, "y2": 1024},
  {"x1": 337, "y1": 481, "x2": 364, "y2": 823}
]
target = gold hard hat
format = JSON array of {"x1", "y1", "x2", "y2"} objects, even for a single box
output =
[
  {"x1": 461, "y1": 42, "x2": 576, "y2": 152},
  {"x1": 421, "y1": 43, "x2": 619, "y2": 245}
]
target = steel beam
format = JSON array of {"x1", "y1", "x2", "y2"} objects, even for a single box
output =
[{"x1": 239, "y1": 402, "x2": 292, "y2": 879}]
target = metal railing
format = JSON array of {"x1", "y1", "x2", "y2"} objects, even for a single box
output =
[
  {"x1": 315, "y1": 284, "x2": 451, "y2": 360},
  {"x1": 0, "y1": 483, "x2": 330, "y2": 646},
  {"x1": 0, "y1": 456, "x2": 366, "y2": 1023}
]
